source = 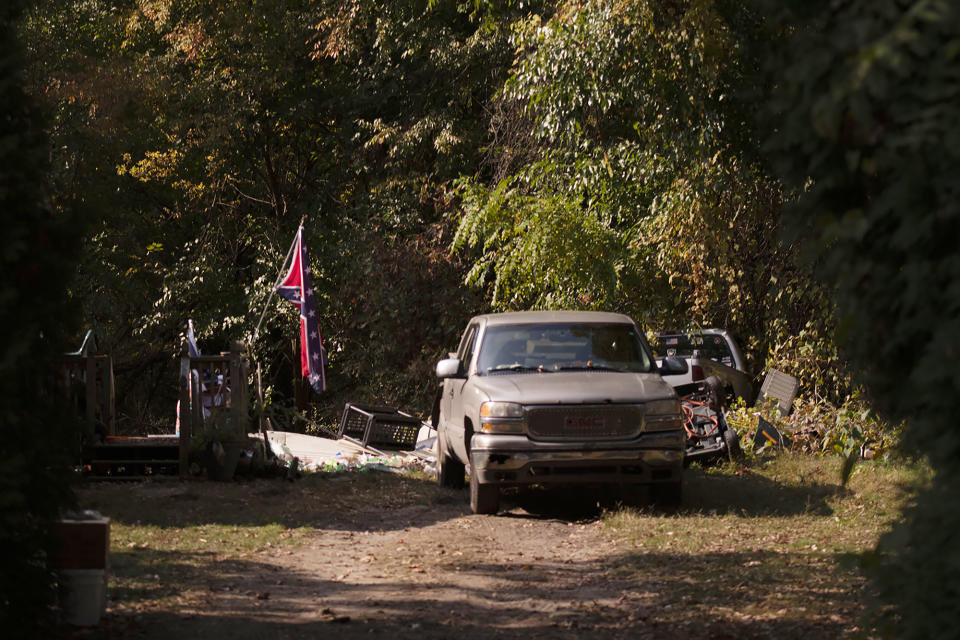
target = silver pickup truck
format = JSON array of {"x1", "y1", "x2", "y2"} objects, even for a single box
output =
[
  {"x1": 653, "y1": 329, "x2": 754, "y2": 404},
  {"x1": 433, "y1": 311, "x2": 686, "y2": 514}
]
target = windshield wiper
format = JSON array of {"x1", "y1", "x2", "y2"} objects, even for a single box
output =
[
  {"x1": 487, "y1": 364, "x2": 551, "y2": 373},
  {"x1": 554, "y1": 364, "x2": 623, "y2": 372}
]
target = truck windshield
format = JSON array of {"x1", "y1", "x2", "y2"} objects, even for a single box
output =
[
  {"x1": 654, "y1": 334, "x2": 735, "y2": 368},
  {"x1": 477, "y1": 323, "x2": 655, "y2": 374}
]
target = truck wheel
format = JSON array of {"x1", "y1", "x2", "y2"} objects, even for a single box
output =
[
  {"x1": 470, "y1": 470, "x2": 500, "y2": 514},
  {"x1": 652, "y1": 481, "x2": 682, "y2": 508},
  {"x1": 436, "y1": 435, "x2": 465, "y2": 489},
  {"x1": 724, "y1": 427, "x2": 743, "y2": 462}
]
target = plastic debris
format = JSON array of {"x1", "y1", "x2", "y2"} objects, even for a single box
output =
[{"x1": 262, "y1": 431, "x2": 432, "y2": 475}]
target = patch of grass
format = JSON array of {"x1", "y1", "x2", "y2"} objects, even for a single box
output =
[
  {"x1": 600, "y1": 454, "x2": 926, "y2": 636},
  {"x1": 606, "y1": 455, "x2": 922, "y2": 550},
  {"x1": 113, "y1": 522, "x2": 299, "y2": 554},
  {"x1": 80, "y1": 470, "x2": 449, "y2": 528}
]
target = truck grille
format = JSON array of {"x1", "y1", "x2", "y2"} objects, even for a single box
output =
[{"x1": 526, "y1": 405, "x2": 644, "y2": 440}]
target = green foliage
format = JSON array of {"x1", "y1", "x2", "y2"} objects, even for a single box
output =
[
  {"x1": 319, "y1": 222, "x2": 483, "y2": 416},
  {"x1": 870, "y1": 472, "x2": 960, "y2": 637},
  {"x1": 0, "y1": 1, "x2": 79, "y2": 634},
  {"x1": 15, "y1": 0, "x2": 953, "y2": 632},
  {"x1": 725, "y1": 390, "x2": 899, "y2": 472},
  {"x1": 765, "y1": 0, "x2": 960, "y2": 635},
  {"x1": 454, "y1": 177, "x2": 628, "y2": 309},
  {"x1": 768, "y1": 0, "x2": 960, "y2": 462},
  {"x1": 453, "y1": 0, "x2": 838, "y2": 395},
  {"x1": 19, "y1": 0, "x2": 522, "y2": 428}
]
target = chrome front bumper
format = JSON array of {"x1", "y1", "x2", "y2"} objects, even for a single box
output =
[{"x1": 469, "y1": 431, "x2": 685, "y2": 486}]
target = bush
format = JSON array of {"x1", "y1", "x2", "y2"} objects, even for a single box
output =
[
  {"x1": 0, "y1": 2, "x2": 80, "y2": 634},
  {"x1": 725, "y1": 393, "x2": 899, "y2": 463},
  {"x1": 765, "y1": 1, "x2": 960, "y2": 634}
]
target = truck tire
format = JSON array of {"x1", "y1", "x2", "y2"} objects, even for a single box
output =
[
  {"x1": 436, "y1": 435, "x2": 465, "y2": 489},
  {"x1": 470, "y1": 470, "x2": 500, "y2": 514}
]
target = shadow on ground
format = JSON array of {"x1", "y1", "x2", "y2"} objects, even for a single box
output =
[
  {"x1": 78, "y1": 461, "x2": 842, "y2": 536},
  {"x1": 78, "y1": 472, "x2": 467, "y2": 533},
  {"x1": 497, "y1": 465, "x2": 840, "y2": 521},
  {"x1": 63, "y1": 545, "x2": 862, "y2": 640}
]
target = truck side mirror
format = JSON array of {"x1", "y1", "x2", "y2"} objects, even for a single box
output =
[
  {"x1": 658, "y1": 356, "x2": 689, "y2": 376},
  {"x1": 436, "y1": 358, "x2": 464, "y2": 379}
]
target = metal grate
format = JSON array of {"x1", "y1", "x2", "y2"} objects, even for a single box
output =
[
  {"x1": 338, "y1": 403, "x2": 422, "y2": 450},
  {"x1": 526, "y1": 405, "x2": 644, "y2": 440}
]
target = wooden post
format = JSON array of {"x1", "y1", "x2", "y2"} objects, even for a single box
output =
[
  {"x1": 104, "y1": 356, "x2": 116, "y2": 436},
  {"x1": 191, "y1": 368, "x2": 203, "y2": 435},
  {"x1": 240, "y1": 351, "x2": 250, "y2": 424},
  {"x1": 178, "y1": 356, "x2": 192, "y2": 477},
  {"x1": 228, "y1": 341, "x2": 248, "y2": 439},
  {"x1": 85, "y1": 356, "x2": 97, "y2": 433},
  {"x1": 256, "y1": 363, "x2": 265, "y2": 434}
]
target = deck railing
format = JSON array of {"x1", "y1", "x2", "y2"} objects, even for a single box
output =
[
  {"x1": 178, "y1": 341, "x2": 249, "y2": 476},
  {"x1": 61, "y1": 353, "x2": 115, "y2": 438}
]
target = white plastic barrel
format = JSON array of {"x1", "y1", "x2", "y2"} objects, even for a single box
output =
[
  {"x1": 55, "y1": 511, "x2": 110, "y2": 626},
  {"x1": 60, "y1": 568, "x2": 106, "y2": 626}
]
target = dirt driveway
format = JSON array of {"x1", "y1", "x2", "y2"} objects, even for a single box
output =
[
  {"x1": 168, "y1": 503, "x2": 637, "y2": 639},
  {"x1": 76, "y1": 460, "x2": 900, "y2": 639}
]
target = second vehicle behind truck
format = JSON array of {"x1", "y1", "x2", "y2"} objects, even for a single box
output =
[{"x1": 653, "y1": 328, "x2": 754, "y2": 405}]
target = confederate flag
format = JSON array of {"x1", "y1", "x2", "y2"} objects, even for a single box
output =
[{"x1": 276, "y1": 226, "x2": 327, "y2": 393}]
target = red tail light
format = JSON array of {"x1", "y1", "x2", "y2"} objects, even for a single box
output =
[{"x1": 691, "y1": 365, "x2": 705, "y2": 381}]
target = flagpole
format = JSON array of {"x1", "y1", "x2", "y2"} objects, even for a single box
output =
[{"x1": 250, "y1": 217, "x2": 305, "y2": 349}]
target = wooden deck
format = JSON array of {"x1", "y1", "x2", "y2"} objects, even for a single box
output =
[{"x1": 84, "y1": 435, "x2": 181, "y2": 479}]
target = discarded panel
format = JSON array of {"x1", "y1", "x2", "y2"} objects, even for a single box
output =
[
  {"x1": 753, "y1": 416, "x2": 792, "y2": 451},
  {"x1": 338, "y1": 403, "x2": 422, "y2": 450},
  {"x1": 757, "y1": 369, "x2": 799, "y2": 417}
]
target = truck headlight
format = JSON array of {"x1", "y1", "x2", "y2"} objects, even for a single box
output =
[
  {"x1": 646, "y1": 399, "x2": 681, "y2": 416},
  {"x1": 480, "y1": 402, "x2": 524, "y2": 418},
  {"x1": 479, "y1": 402, "x2": 525, "y2": 434},
  {"x1": 644, "y1": 398, "x2": 683, "y2": 431}
]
